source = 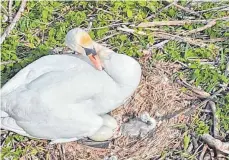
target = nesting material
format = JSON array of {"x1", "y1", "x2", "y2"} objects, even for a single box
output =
[{"x1": 49, "y1": 58, "x2": 198, "y2": 160}]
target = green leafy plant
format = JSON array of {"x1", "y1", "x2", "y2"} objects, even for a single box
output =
[{"x1": 1, "y1": 1, "x2": 229, "y2": 159}]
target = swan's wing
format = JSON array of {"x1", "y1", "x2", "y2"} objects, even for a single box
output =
[
  {"x1": 26, "y1": 68, "x2": 104, "y2": 104},
  {"x1": 1, "y1": 55, "x2": 83, "y2": 95},
  {"x1": 16, "y1": 103, "x2": 103, "y2": 140},
  {"x1": 3, "y1": 84, "x2": 103, "y2": 139},
  {"x1": 2, "y1": 66, "x2": 105, "y2": 139},
  {"x1": 1, "y1": 117, "x2": 32, "y2": 137},
  {"x1": 1, "y1": 102, "x2": 103, "y2": 140}
]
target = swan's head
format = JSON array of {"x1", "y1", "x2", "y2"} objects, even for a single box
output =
[{"x1": 65, "y1": 28, "x2": 103, "y2": 71}]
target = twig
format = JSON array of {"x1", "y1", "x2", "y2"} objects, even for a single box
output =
[
  {"x1": 187, "y1": 142, "x2": 194, "y2": 153},
  {"x1": 61, "y1": 144, "x2": 66, "y2": 160},
  {"x1": 172, "y1": 2, "x2": 203, "y2": 17},
  {"x1": 138, "y1": 20, "x2": 208, "y2": 28},
  {"x1": 194, "y1": 143, "x2": 204, "y2": 156},
  {"x1": 96, "y1": 7, "x2": 115, "y2": 16},
  {"x1": 176, "y1": 79, "x2": 210, "y2": 98},
  {"x1": 183, "y1": 20, "x2": 216, "y2": 36},
  {"x1": 117, "y1": 26, "x2": 146, "y2": 35},
  {"x1": 96, "y1": 32, "x2": 120, "y2": 43},
  {"x1": 191, "y1": 133, "x2": 198, "y2": 150},
  {"x1": 0, "y1": 3, "x2": 8, "y2": 14},
  {"x1": 137, "y1": 17, "x2": 229, "y2": 28},
  {"x1": 199, "y1": 144, "x2": 208, "y2": 160},
  {"x1": 142, "y1": 40, "x2": 170, "y2": 60},
  {"x1": 0, "y1": 0, "x2": 27, "y2": 45},
  {"x1": 200, "y1": 109, "x2": 212, "y2": 113},
  {"x1": 210, "y1": 85, "x2": 228, "y2": 99},
  {"x1": 0, "y1": 130, "x2": 10, "y2": 146},
  {"x1": 201, "y1": 134, "x2": 229, "y2": 154},
  {"x1": 154, "y1": 32, "x2": 215, "y2": 48},
  {"x1": 220, "y1": 8, "x2": 229, "y2": 11},
  {"x1": 146, "y1": 1, "x2": 177, "y2": 20},
  {"x1": 91, "y1": 22, "x2": 130, "y2": 30},
  {"x1": 203, "y1": 38, "x2": 229, "y2": 43},
  {"x1": 149, "y1": 40, "x2": 169, "y2": 49},
  {"x1": 57, "y1": 144, "x2": 66, "y2": 160},
  {"x1": 174, "y1": 60, "x2": 189, "y2": 68},
  {"x1": 86, "y1": 17, "x2": 93, "y2": 32},
  {"x1": 225, "y1": 61, "x2": 229, "y2": 77},
  {"x1": 8, "y1": 0, "x2": 13, "y2": 22},
  {"x1": 198, "y1": 5, "x2": 229, "y2": 13},
  {"x1": 188, "y1": 58, "x2": 211, "y2": 62},
  {"x1": 1, "y1": 60, "x2": 21, "y2": 65},
  {"x1": 117, "y1": 26, "x2": 211, "y2": 48},
  {"x1": 208, "y1": 101, "x2": 221, "y2": 139}
]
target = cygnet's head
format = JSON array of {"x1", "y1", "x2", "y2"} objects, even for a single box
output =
[{"x1": 65, "y1": 28, "x2": 103, "y2": 71}]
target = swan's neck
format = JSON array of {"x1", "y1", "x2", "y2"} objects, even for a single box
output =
[{"x1": 103, "y1": 53, "x2": 141, "y2": 93}]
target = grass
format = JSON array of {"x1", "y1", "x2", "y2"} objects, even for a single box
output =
[{"x1": 1, "y1": 1, "x2": 229, "y2": 159}]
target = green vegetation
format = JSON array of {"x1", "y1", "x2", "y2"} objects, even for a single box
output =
[{"x1": 1, "y1": 1, "x2": 228, "y2": 159}]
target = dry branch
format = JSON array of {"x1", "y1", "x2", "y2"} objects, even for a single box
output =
[
  {"x1": 117, "y1": 26, "x2": 212, "y2": 48},
  {"x1": 58, "y1": 144, "x2": 66, "y2": 160},
  {"x1": 183, "y1": 20, "x2": 216, "y2": 36},
  {"x1": 201, "y1": 134, "x2": 229, "y2": 154},
  {"x1": 117, "y1": 26, "x2": 146, "y2": 35},
  {"x1": 137, "y1": 17, "x2": 229, "y2": 28},
  {"x1": 225, "y1": 61, "x2": 229, "y2": 77},
  {"x1": 203, "y1": 38, "x2": 229, "y2": 43},
  {"x1": 149, "y1": 40, "x2": 169, "y2": 49},
  {"x1": 208, "y1": 101, "x2": 221, "y2": 139},
  {"x1": 138, "y1": 20, "x2": 207, "y2": 28},
  {"x1": 0, "y1": 0, "x2": 27, "y2": 45},
  {"x1": 172, "y1": 3, "x2": 202, "y2": 17},
  {"x1": 96, "y1": 32, "x2": 120, "y2": 43},
  {"x1": 176, "y1": 79, "x2": 210, "y2": 98},
  {"x1": 146, "y1": 1, "x2": 177, "y2": 20},
  {"x1": 8, "y1": 0, "x2": 13, "y2": 22},
  {"x1": 0, "y1": 3, "x2": 8, "y2": 14},
  {"x1": 91, "y1": 22, "x2": 130, "y2": 30},
  {"x1": 191, "y1": 133, "x2": 198, "y2": 150},
  {"x1": 86, "y1": 17, "x2": 93, "y2": 32},
  {"x1": 153, "y1": 32, "x2": 211, "y2": 48},
  {"x1": 199, "y1": 144, "x2": 208, "y2": 160},
  {"x1": 1, "y1": 60, "x2": 21, "y2": 65},
  {"x1": 198, "y1": 5, "x2": 229, "y2": 13}
]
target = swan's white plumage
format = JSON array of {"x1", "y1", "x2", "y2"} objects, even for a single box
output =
[{"x1": 1, "y1": 28, "x2": 141, "y2": 143}]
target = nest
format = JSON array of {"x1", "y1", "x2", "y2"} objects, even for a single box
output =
[{"x1": 47, "y1": 57, "x2": 198, "y2": 160}]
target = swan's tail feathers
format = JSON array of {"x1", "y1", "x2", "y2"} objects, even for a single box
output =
[
  {"x1": 1, "y1": 92, "x2": 8, "y2": 113},
  {"x1": 1, "y1": 98, "x2": 9, "y2": 118},
  {"x1": 1, "y1": 111, "x2": 9, "y2": 118},
  {"x1": 1, "y1": 117, "x2": 31, "y2": 137}
]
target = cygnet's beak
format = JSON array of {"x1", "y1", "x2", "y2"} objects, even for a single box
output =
[{"x1": 83, "y1": 47, "x2": 103, "y2": 71}]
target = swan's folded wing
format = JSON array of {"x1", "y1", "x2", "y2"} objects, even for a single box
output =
[
  {"x1": 25, "y1": 68, "x2": 104, "y2": 105},
  {"x1": 1, "y1": 100, "x2": 104, "y2": 140},
  {"x1": 2, "y1": 69, "x2": 105, "y2": 139},
  {"x1": 1, "y1": 55, "x2": 82, "y2": 95},
  {"x1": 14, "y1": 102, "x2": 103, "y2": 140},
  {"x1": 1, "y1": 117, "x2": 30, "y2": 137}
]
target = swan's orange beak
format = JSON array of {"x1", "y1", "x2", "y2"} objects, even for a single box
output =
[
  {"x1": 88, "y1": 54, "x2": 103, "y2": 71},
  {"x1": 81, "y1": 46, "x2": 103, "y2": 71},
  {"x1": 79, "y1": 34, "x2": 103, "y2": 71}
]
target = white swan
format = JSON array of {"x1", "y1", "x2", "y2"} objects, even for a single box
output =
[{"x1": 0, "y1": 28, "x2": 141, "y2": 143}]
